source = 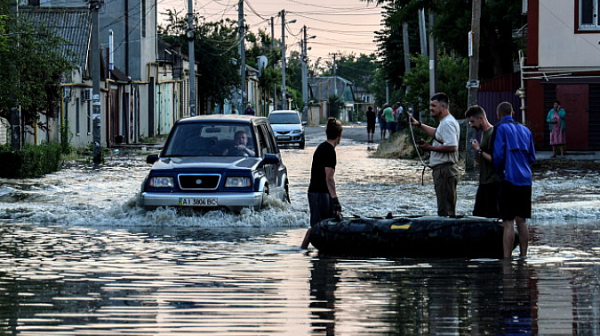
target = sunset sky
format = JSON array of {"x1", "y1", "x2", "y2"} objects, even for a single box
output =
[{"x1": 158, "y1": 0, "x2": 384, "y2": 64}]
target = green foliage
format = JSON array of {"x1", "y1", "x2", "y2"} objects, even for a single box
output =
[
  {"x1": 373, "y1": 0, "x2": 524, "y2": 81},
  {"x1": 0, "y1": 12, "x2": 74, "y2": 126},
  {"x1": 159, "y1": 11, "x2": 240, "y2": 114},
  {"x1": 403, "y1": 53, "x2": 469, "y2": 118},
  {"x1": 60, "y1": 120, "x2": 73, "y2": 155},
  {"x1": 245, "y1": 29, "x2": 282, "y2": 106},
  {"x1": 327, "y1": 95, "x2": 345, "y2": 119},
  {"x1": 0, "y1": 142, "x2": 63, "y2": 178},
  {"x1": 321, "y1": 53, "x2": 378, "y2": 90}
]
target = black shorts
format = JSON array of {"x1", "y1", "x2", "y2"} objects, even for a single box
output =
[
  {"x1": 473, "y1": 182, "x2": 500, "y2": 218},
  {"x1": 307, "y1": 192, "x2": 334, "y2": 227},
  {"x1": 498, "y1": 181, "x2": 532, "y2": 220},
  {"x1": 367, "y1": 122, "x2": 375, "y2": 132}
]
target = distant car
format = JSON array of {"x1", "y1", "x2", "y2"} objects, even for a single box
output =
[
  {"x1": 268, "y1": 110, "x2": 306, "y2": 149},
  {"x1": 140, "y1": 115, "x2": 290, "y2": 212}
]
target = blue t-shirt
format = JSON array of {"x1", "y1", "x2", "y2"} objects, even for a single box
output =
[{"x1": 492, "y1": 116, "x2": 536, "y2": 186}]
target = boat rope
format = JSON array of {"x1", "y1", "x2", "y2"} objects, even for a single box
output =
[{"x1": 407, "y1": 112, "x2": 430, "y2": 185}]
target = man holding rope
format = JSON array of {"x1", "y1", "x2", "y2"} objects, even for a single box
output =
[{"x1": 409, "y1": 92, "x2": 460, "y2": 216}]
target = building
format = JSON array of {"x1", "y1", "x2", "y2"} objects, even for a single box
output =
[
  {"x1": 308, "y1": 76, "x2": 355, "y2": 123},
  {"x1": 523, "y1": 0, "x2": 600, "y2": 150},
  {"x1": 21, "y1": 0, "x2": 181, "y2": 148}
]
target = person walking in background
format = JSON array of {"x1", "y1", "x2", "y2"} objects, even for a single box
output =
[
  {"x1": 466, "y1": 105, "x2": 499, "y2": 218},
  {"x1": 395, "y1": 102, "x2": 404, "y2": 133},
  {"x1": 382, "y1": 103, "x2": 394, "y2": 140},
  {"x1": 493, "y1": 102, "x2": 536, "y2": 258},
  {"x1": 377, "y1": 106, "x2": 386, "y2": 141},
  {"x1": 409, "y1": 92, "x2": 460, "y2": 216},
  {"x1": 301, "y1": 118, "x2": 344, "y2": 249},
  {"x1": 546, "y1": 100, "x2": 566, "y2": 157},
  {"x1": 243, "y1": 103, "x2": 255, "y2": 116},
  {"x1": 365, "y1": 105, "x2": 376, "y2": 143}
]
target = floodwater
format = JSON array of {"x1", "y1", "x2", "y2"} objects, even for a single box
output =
[{"x1": 0, "y1": 129, "x2": 599, "y2": 335}]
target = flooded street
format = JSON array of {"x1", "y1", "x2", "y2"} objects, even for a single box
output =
[{"x1": 1, "y1": 126, "x2": 600, "y2": 335}]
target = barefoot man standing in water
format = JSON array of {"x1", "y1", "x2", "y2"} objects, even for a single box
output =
[{"x1": 493, "y1": 102, "x2": 536, "y2": 258}]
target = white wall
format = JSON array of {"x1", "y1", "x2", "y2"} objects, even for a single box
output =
[{"x1": 538, "y1": 0, "x2": 600, "y2": 69}]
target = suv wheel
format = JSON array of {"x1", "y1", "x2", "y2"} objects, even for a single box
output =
[
  {"x1": 299, "y1": 136, "x2": 305, "y2": 149},
  {"x1": 260, "y1": 185, "x2": 270, "y2": 209}
]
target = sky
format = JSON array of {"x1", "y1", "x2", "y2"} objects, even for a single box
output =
[{"x1": 157, "y1": 0, "x2": 385, "y2": 63}]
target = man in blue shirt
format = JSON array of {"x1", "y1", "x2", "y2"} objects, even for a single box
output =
[{"x1": 493, "y1": 102, "x2": 536, "y2": 258}]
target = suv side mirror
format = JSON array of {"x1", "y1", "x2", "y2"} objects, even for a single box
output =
[
  {"x1": 302, "y1": 121, "x2": 308, "y2": 126},
  {"x1": 262, "y1": 153, "x2": 280, "y2": 165},
  {"x1": 146, "y1": 154, "x2": 159, "y2": 164}
]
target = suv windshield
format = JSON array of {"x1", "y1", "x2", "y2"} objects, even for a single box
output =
[
  {"x1": 163, "y1": 123, "x2": 257, "y2": 157},
  {"x1": 268, "y1": 113, "x2": 300, "y2": 124}
]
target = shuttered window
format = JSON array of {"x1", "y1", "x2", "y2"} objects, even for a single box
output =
[{"x1": 579, "y1": 0, "x2": 600, "y2": 30}]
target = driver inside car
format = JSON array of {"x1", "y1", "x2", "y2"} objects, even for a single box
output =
[{"x1": 222, "y1": 130, "x2": 256, "y2": 156}]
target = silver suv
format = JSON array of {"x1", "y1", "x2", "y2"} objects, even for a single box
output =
[{"x1": 268, "y1": 110, "x2": 306, "y2": 149}]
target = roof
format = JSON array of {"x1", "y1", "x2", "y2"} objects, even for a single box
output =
[
  {"x1": 20, "y1": 7, "x2": 91, "y2": 70},
  {"x1": 177, "y1": 114, "x2": 268, "y2": 124}
]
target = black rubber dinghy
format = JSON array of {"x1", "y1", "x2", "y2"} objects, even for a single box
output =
[{"x1": 309, "y1": 215, "x2": 517, "y2": 259}]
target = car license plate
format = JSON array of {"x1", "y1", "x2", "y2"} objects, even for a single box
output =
[
  {"x1": 278, "y1": 135, "x2": 291, "y2": 140},
  {"x1": 178, "y1": 198, "x2": 218, "y2": 206}
]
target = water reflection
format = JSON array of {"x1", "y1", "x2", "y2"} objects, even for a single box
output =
[
  {"x1": 307, "y1": 256, "x2": 600, "y2": 335},
  {"x1": 1, "y1": 137, "x2": 600, "y2": 334}
]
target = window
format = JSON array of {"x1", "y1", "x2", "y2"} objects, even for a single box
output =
[
  {"x1": 579, "y1": 0, "x2": 600, "y2": 31},
  {"x1": 141, "y1": 0, "x2": 146, "y2": 37},
  {"x1": 76, "y1": 98, "x2": 80, "y2": 134},
  {"x1": 87, "y1": 100, "x2": 91, "y2": 134}
]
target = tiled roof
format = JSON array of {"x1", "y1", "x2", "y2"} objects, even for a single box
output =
[{"x1": 20, "y1": 7, "x2": 90, "y2": 70}]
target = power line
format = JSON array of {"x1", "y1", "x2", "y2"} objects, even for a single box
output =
[{"x1": 290, "y1": 12, "x2": 381, "y2": 27}]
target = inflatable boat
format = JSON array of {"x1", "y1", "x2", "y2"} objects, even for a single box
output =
[{"x1": 309, "y1": 215, "x2": 516, "y2": 259}]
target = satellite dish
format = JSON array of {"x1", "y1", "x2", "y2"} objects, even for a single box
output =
[{"x1": 257, "y1": 55, "x2": 268, "y2": 76}]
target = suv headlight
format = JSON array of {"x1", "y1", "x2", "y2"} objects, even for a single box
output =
[
  {"x1": 292, "y1": 129, "x2": 302, "y2": 134},
  {"x1": 149, "y1": 176, "x2": 174, "y2": 188},
  {"x1": 225, "y1": 177, "x2": 252, "y2": 187}
]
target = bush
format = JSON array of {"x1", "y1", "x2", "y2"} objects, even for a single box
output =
[{"x1": 0, "y1": 142, "x2": 63, "y2": 178}]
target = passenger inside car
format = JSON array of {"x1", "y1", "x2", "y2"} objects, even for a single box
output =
[{"x1": 222, "y1": 130, "x2": 256, "y2": 156}]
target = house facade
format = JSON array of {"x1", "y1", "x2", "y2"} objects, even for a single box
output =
[
  {"x1": 308, "y1": 76, "x2": 355, "y2": 123},
  {"x1": 22, "y1": 0, "x2": 187, "y2": 148},
  {"x1": 523, "y1": 0, "x2": 600, "y2": 150}
]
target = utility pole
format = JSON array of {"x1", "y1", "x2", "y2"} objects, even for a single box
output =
[
  {"x1": 402, "y1": 22, "x2": 411, "y2": 96},
  {"x1": 238, "y1": 0, "x2": 245, "y2": 112},
  {"x1": 418, "y1": 9, "x2": 427, "y2": 57},
  {"x1": 301, "y1": 26, "x2": 308, "y2": 115},
  {"x1": 187, "y1": 0, "x2": 196, "y2": 116},
  {"x1": 329, "y1": 52, "x2": 338, "y2": 96},
  {"x1": 428, "y1": 12, "x2": 436, "y2": 98},
  {"x1": 280, "y1": 10, "x2": 287, "y2": 109},
  {"x1": 467, "y1": 0, "x2": 481, "y2": 107},
  {"x1": 271, "y1": 16, "x2": 276, "y2": 110},
  {"x1": 90, "y1": 0, "x2": 103, "y2": 165},
  {"x1": 9, "y1": 0, "x2": 20, "y2": 150},
  {"x1": 466, "y1": 0, "x2": 482, "y2": 171}
]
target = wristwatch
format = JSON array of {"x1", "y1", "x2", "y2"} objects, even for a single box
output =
[{"x1": 477, "y1": 149, "x2": 482, "y2": 154}]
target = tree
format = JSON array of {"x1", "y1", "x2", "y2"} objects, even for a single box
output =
[
  {"x1": 372, "y1": 0, "x2": 525, "y2": 80},
  {"x1": 321, "y1": 53, "x2": 378, "y2": 91},
  {"x1": 159, "y1": 10, "x2": 240, "y2": 114},
  {"x1": 403, "y1": 53, "x2": 468, "y2": 118},
  {"x1": 327, "y1": 95, "x2": 345, "y2": 119},
  {"x1": 245, "y1": 29, "x2": 282, "y2": 112},
  {"x1": 0, "y1": 5, "x2": 73, "y2": 132}
]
